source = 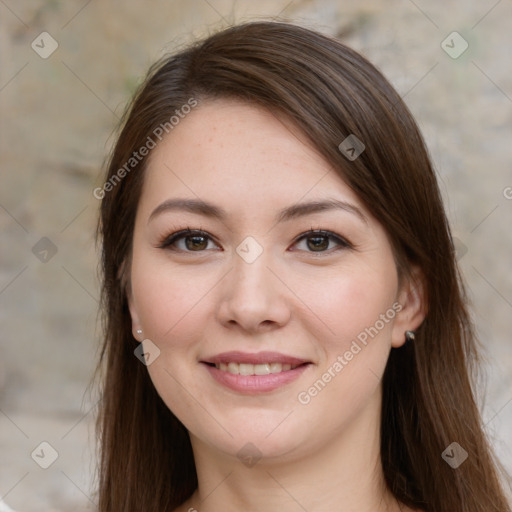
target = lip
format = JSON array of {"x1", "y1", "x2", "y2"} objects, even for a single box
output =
[
  {"x1": 200, "y1": 351, "x2": 312, "y2": 394},
  {"x1": 202, "y1": 351, "x2": 309, "y2": 365},
  {"x1": 202, "y1": 363, "x2": 310, "y2": 394}
]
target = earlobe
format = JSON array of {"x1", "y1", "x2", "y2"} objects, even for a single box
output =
[
  {"x1": 391, "y1": 267, "x2": 427, "y2": 348},
  {"x1": 127, "y1": 284, "x2": 143, "y2": 341}
]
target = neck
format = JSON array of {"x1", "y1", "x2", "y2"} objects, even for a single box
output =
[{"x1": 181, "y1": 388, "x2": 403, "y2": 512}]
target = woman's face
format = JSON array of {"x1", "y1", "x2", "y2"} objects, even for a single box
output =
[{"x1": 128, "y1": 99, "x2": 417, "y2": 463}]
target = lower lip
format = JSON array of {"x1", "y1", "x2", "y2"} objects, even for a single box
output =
[{"x1": 202, "y1": 363, "x2": 310, "y2": 394}]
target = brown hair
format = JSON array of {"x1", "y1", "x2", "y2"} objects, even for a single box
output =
[{"x1": 96, "y1": 21, "x2": 510, "y2": 511}]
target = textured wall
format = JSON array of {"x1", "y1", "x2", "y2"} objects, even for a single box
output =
[{"x1": 0, "y1": 1, "x2": 511, "y2": 510}]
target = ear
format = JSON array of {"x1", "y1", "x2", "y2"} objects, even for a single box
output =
[
  {"x1": 126, "y1": 282, "x2": 143, "y2": 341},
  {"x1": 391, "y1": 266, "x2": 427, "y2": 348}
]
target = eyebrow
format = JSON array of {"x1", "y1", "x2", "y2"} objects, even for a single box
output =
[{"x1": 148, "y1": 197, "x2": 367, "y2": 225}]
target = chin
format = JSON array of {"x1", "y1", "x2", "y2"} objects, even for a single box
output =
[{"x1": 188, "y1": 409, "x2": 316, "y2": 464}]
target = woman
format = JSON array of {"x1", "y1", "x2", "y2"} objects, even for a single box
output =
[{"x1": 96, "y1": 21, "x2": 511, "y2": 511}]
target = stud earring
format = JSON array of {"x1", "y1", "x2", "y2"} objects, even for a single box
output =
[
  {"x1": 136, "y1": 329, "x2": 143, "y2": 337},
  {"x1": 405, "y1": 330, "x2": 416, "y2": 342}
]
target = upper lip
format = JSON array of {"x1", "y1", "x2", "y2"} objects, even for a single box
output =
[{"x1": 202, "y1": 351, "x2": 310, "y2": 365}]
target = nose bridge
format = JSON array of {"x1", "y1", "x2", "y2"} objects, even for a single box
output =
[
  {"x1": 231, "y1": 233, "x2": 273, "y2": 284},
  {"x1": 216, "y1": 241, "x2": 290, "y2": 330},
  {"x1": 231, "y1": 244, "x2": 274, "y2": 299}
]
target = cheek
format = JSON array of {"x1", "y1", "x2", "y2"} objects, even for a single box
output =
[
  {"x1": 290, "y1": 270, "x2": 397, "y2": 438},
  {"x1": 130, "y1": 256, "x2": 217, "y2": 342},
  {"x1": 130, "y1": 258, "x2": 219, "y2": 428},
  {"x1": 294, "y1": 261, "x2": 398, "y2": 353}
]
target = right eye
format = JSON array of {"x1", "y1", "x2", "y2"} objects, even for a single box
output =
[{"x1": 158, "y1": 229, "x2": 221, "y2": 252}]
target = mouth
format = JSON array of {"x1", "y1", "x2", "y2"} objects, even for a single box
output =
[
  {"x1": 200, "y1": 351, "x2": 312, "y2": 394},
  {"x1": 210, "y1": 361, "x2": 303, "y2": 375}
]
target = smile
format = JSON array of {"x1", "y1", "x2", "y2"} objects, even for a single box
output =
[
  {"x1": 214, "y1": 362, "x2": 302, "y2": 375},
  {"x1": 201, "y1": 351, "x2": 311, "y2": 394}
]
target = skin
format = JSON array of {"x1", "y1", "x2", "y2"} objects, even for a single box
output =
[{"x1": 128, "y1": 99, "x2": 426, "y2": 512}]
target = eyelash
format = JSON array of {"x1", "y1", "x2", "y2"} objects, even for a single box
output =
[{"x1": 157, "y1": 227, "x2": 353, "y2": 254}]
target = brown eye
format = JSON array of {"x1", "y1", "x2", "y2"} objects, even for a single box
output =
[
  {"x1": 159, "y1": 229, "x2": 220, "y2": 252},
  {"x1": 185, "y1": 235, "x2": 208, "y2": 251},
  {"x1": 306, "y1": 235, "x2": 330, "y2": 251},
  {"x1": 292, "y1": 230, "x2": 351, "y2": 253}
]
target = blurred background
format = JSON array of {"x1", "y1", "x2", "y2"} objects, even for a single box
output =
[{"x1": 0, "y1": 0, "x2": 511, "y2": 509}]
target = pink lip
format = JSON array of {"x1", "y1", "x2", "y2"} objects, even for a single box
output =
[
  {"x1": 203, "y1": 351, "x2": 309, "y2": 365},
  {"x1": 200, "y1": 351, "x2": 312, "y2": 394},
  {"x1": 202, "y1": 363, "x2": 310, "y2": 394}
]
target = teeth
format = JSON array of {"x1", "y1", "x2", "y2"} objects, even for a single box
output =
[
  {"x1": 239, "y1": 363, "x2": 254, "y2": 376},
  {"x1": 255, "y1": 363, "x2": 271, "y2": 375},
  {"x1": 214, "y1": 362, "x2": 299, "y2": 375},
  {"x1": 227, "y1": 362, "x2": 238, "y2": 374}
]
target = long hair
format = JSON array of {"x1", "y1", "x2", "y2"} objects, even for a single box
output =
[{"x1": 96, "y1": 21, "x2": 510, "y2": 511}]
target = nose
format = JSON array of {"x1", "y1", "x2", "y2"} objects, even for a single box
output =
[{"x1": 216, "y1": 250, "x2": 291, "y2": 333}]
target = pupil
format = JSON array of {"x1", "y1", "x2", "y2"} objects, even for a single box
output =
[
  {"x1": 186, "y1": 236, "x2": 207, "y2": 250},
  {"x1": 308, "y1": 236, "x2": 328, "y2": 251}
]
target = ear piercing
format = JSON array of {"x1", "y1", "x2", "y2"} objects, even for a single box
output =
[
  {"x1": 136, "y1": 329, "x2": 143, "y2": 339},
  {"x1": 405, "y1": 330, "x2": 416, "y2": 342}
]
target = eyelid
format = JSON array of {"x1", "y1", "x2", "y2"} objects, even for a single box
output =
[
  {"x1": 290, "y1": 229, "x2": 353, "y2": 252},
  {"x1": 157, "y1": 228, "x2": 221, "y2": 250}
]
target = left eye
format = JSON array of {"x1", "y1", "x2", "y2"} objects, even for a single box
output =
[{"x1": 292, "y1": 230, "x2": 350, "y2": 252}]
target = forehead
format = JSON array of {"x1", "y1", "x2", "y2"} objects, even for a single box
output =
[{"x1": 141, "y1": 99, "x2": 364, "y2": 213}]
